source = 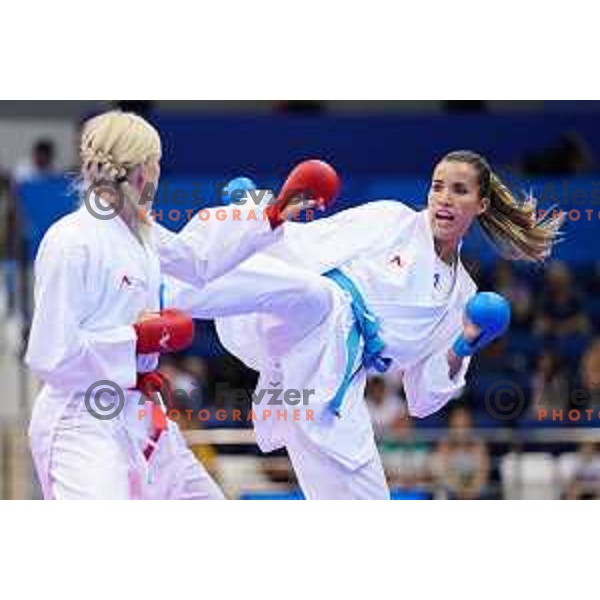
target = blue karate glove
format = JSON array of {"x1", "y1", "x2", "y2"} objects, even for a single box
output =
[
  {"x1": 452, "y1": 292, "x2": 511, "y2": 358},
  {"x1": 222, "y1": 177, "x2": 257, "y2": 205}
]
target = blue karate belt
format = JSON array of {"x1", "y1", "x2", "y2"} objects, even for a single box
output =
[{"x1": 323, "y1": 268, "x2": 392, "y2": 416}]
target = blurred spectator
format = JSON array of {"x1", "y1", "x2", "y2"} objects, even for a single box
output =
[
  {"x1": 472, "y1": 337, "x2": 519, "y2": 375},
  {"x1": 114, "y1": 101, "x2": 155, "y2": 118},
  {"x1": 12, "y1": 139, "x2": 57, "y2": 184},
  {"x1": 564, "y1": 443, "x2": 600, "y2": 499},
  {"x1": 443, "y1": 101, "x2": 487, "y2": 113},
  {"x1": 501, "y1": 445, "x2": 559, "y2": 500},
  {"x1": 161, "y1": 356, "x2": 205, "y2": 392},
  {"x1": 492, "y1": 261, "x2": 534, "y2": 331},
  {"x1": 157, "y1": 355, "x2": 210, "y2": 429},
  {"x1": 580, "y1": 338, "x2": 600, "y2": 409},
  {"x1": 365, "y1": 376, "x2": 406, "y2": 439},
  {"x1": 582, "y1": 338, "x2": 600, "y2": 388},
  {"x1": 181, "y1": 356, "x2": 209, "y2": 388},
  {"x1": 261, "y1": 455, "x2": 297, "y2": 489},
  {"x1": 529, "y1": 351, "x2": 570, "y2": 417},
  {"x1": 432, "y1": 406, "x2": 491, "y2": 499},
  {"x1": 588, "y1": 261, "x2": 600, "y2": 296},
  {"x1": 276, "y1": 101, "x2": 324, "y2": 115},
  {"x1": 380, "y1": 417, "x2": 432, "y2": 492},
  {"x1": 0, "y1": 174, "x2": 10, "y2": 258},
  {"x1": 521, "y1": 131, "x2": 595, "y2": 175},
  {"x1": 535, "y1": 261, "x2": 590, "y2": 337}
]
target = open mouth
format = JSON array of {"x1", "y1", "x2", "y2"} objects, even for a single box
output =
[{"x1": 435, "y1": 209, "x2": 455, "y2": 222}]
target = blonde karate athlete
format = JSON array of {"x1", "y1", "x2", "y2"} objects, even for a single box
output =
[
  {"x1": 25, "y1": 110, "x2": 301, "y2": 500},
  {"x1": 161, "y1": 150, "x2": 562, "y2": 500}
]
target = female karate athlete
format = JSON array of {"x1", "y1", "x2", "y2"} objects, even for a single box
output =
[
  {"x1": 25, "y1": 110, "x2": 320, "y2": 499},
  {"x1": 159, "y1": 150, "x2": 563, "y2": 500}
]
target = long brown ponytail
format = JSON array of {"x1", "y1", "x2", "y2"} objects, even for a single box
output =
[{"x1": 443, "y1": 150, "x2": 563, "y2": 262}]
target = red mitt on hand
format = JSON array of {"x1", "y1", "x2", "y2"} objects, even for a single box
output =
[
  {"x1": 133, "y1": 309, "x2": 195, "y2": 354},
  {"x1": 266, "y1": 159, "x2": 341, "y2": 228},
  {"x1": 134, "y1": 370, "x2": 173, "y2": 432}
]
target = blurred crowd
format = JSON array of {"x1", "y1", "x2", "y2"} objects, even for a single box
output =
[{"x1": 152, "y1": 254, "x2": 600, "y2": 499}]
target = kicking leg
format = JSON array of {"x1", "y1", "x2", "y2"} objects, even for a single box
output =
[
  {"x1": 285, "y1": 432, "x2": 390, "y2": 500},
  {"x1": 165, "y1": 255, "x2": 336, "y2": 353}
]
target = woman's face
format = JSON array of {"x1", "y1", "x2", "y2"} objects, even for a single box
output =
[{"x1": 427, "y1": 160, "x2": 488, "y2": 246}]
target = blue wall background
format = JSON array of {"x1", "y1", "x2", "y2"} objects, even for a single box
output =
[
  {"x1": 151, "y1": 112, "x2": 600, "y2": 177},
  {"x1": 17, "y1": 174, "x2": 599, "y2": 265}
]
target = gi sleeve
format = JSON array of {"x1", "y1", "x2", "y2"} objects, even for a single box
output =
[
  {"x1": 402, "y1": 350, "x2": 471, "y2": 418},
  {"x1": 25, "y1": 231, "x2": 138, "y2": 392},
  {"x1": 267, "y1": 200, "x2": 417, "y2": 273},
  {"x1": 154, "y1": 204, "x2": 282, "y2": 286}
]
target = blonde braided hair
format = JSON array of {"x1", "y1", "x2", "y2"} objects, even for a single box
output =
[
  {"x1": 79, "y1": 110, "x2": 162, "y2": 239},
  {"x1": 80, "y1": 110, "x2": 161, "y2": 182},
  {"x1": 80, "y1": 146, "x2": 129, "y2": 182}
]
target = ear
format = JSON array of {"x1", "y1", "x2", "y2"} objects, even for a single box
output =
[
  {"x1": 131, "y1": 165, "x2": 145, "y2": 193},
  {"x1": 478, "y1": 196, "x2": 490, "y2": 216}
]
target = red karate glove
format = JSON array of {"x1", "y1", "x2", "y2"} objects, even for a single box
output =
[
  {"x1": 134, "y1": 370, "x2": 173, "y2": 432},
  {"x1": 133, "y1": 309, "x2": 195, "y2": 354},
  {"x1": 266, "y1": 159, "x2": 341, "y2": 229}
]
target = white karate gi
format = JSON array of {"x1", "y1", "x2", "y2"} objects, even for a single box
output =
[
  {"x1": 26, "y1": 202, "x2": 279, "y2": 500},
  {"x1": 158, "y1": 201, "x2": 477, "y2": 500}
]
